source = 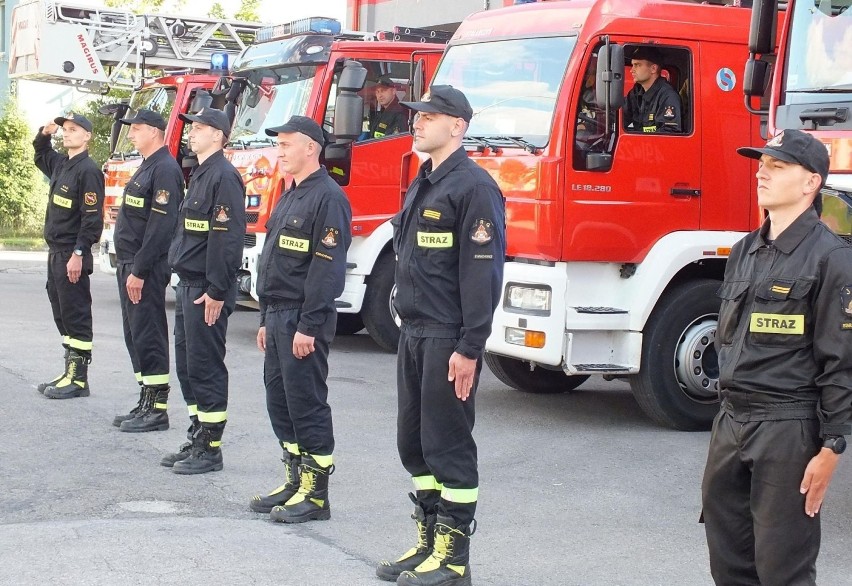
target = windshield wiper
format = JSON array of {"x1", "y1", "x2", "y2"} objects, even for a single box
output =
[
  {"x1": 227, "y1": 137, "x2": 276, "y2": 149},
  {"x1": 492, "y1": 136, "x2": 541, "y2": 153},
  {"x1": 110, "y1": 151, "x2": 142, "y2": 161},
  {"x1": 463, "y1": 135, "x2": 500, "y2": 151}
]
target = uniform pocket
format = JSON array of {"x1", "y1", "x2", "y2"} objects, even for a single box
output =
[
  {"x1": 749, "y1": 277, "x2": 815, "y2": 347},
  {"x1": 717, "y1": 280, "x2": 750, "y2": 345},
  {"x1": 415, "y1": 206, "x2": 456, "y2": 252},
  {"x1": 274, "y1": 214, "x2": 312, "y2": 259},
  {"x1": 182, "y1": 197, "x2": 211, "y2": 235}
]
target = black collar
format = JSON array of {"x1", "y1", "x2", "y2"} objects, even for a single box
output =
[
  {"x1": 420, "y1": 147, "x2": 468, "y2": 185},
  {"x1": 749, "y1": 207, "x2": 820, "y2": 255}
]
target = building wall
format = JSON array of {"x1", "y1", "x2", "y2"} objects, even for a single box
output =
[
  {"x1": 349, "y1": 0, "x2": 519, "y2": 32},
  {"x1": 1, "y1": 0, "x2": 13, "y2": 98}
]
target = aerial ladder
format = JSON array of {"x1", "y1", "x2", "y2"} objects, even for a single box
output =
[{"x1": 8, "y1": 0, "x2": 262, "y2": 93}]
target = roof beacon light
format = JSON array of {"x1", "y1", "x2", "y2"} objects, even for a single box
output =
[
  {"x1": 210, "y1": 52, "x2": 229, "y2": 71},
  {"x1": 255, "y1": 17, "x2": 342, "y2": 43}
]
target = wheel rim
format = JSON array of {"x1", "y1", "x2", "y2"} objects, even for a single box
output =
[
  {"x1": 674, "y1": 314, "x2": 719, "y2": 402},
  {"x1": 388, "y1": 284, "x2": 400, "y2": 327}
]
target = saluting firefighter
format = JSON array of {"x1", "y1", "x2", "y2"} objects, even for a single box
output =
[
  {"x1": 376, "y1": 86, "x2": 505, "y2": 586},
  {"x1": 161, "y1": 108, "x2": 246, "y2": 474},
  {"x1": 111, "y1": 109, "x2": 184, "y2": 433},
  {"x1": 701, "y1": 129, "x2": 852, "y2": 585},
  {"x1": 33, "y1": 113, "x2": 104, "y2": 399},
  {"x1": 249, "y1": 116, "x2": 351, "y2": 523}
]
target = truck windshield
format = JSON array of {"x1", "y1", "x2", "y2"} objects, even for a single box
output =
[
  {"x1": 431, "y1": 36, "x2": 575, "y2": 147},
  {"x1": 114, "y1": 86, "x2": 176, "y2": 157},
  {"x1": 785, "y1": 0, "x2": 852, "y2": 95},
  {"x1": 230, "y1": 65, "x2": 317, "y2": 146}
]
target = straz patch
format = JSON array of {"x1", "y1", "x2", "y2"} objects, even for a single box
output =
[
  {"x1": 155, "y1": 190, "x2": 170, "y2": 205},
  {"x1": 417, "y1": 232, "x2": 453, "y2": 248},
  {"x1": 321, "y1": 227, "x2": 339, "y2": 249},
  {"x1": 53, "y1": 194, "x2": 72, "y2": 208},
  {"x1": 124, "y1": 195, "x2": 145, "y2": 208},
  {"x1": 749, "y1": 313, "x2": 804, "y2": 335},
  {"x1": 84, "y1": 192, "x2": 98, "y2": 206},
  {"x1": 664, "y1": 105, "x2": 675, "y2": 119},
  {"x1": 185, "y1": 219, "x2": 209, "y2": 232},
  {"x1": 279, "y1": 235, "x2": 309, "y2": 253},
  {"x1": 841, "y1": 286, "x2": 852, "y2": 316},
  {"x1": 470, "y1": 219, "x2": 494, "y2": 245}
]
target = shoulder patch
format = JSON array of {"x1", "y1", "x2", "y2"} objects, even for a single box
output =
[
  {"x1": 84, "y1": 192, "x2": 98, "y2": 206},
  {"x1": 841, "y1": 286, "x2": 852, "y2": 316},
  {"x1": 214, "y1": 205, "x2": 231, "y2": 223},
  {"x1": 664, "y1": 105, "x2": 675, "y2": 119},
  {"x1": 321, "y1": 227, "x2": 340, "y2": 249},
  {"x1": 470, "y1": 219, "x2": 494, "y2": 245},
  {"x1": 155, "y1": 190, "x2": 170, "y2": 205}
]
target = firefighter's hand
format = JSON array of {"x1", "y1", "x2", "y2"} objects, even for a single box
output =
[
  {"x1": 292, "y1": 331, "x2": 315, "y2": 359},
  {"x1": 448, "y1": 352, "x2": 477, "y2": 401},
  {"x1": 43, "y1": 121, "x2": 59, "y2": 136},
  {"x1": 66, "y1": 254, "x2": 83, "y2": 284},
  {"x1": 194, "y1": 293, "x2": 224, "y2": 326},
  {"x1": 257, "y1": 326, "x2": 266, "y2": 353},
  {"x1": 126, "y1": 273, "x2": 144, "y2": 304},
  {"x1": 800, "y1": 448, "x2": 840, "y2": 517}
]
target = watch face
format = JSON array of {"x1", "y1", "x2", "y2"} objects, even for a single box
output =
[{"x1": 836, "y1": 437, "x2": 847, "y2": 454}]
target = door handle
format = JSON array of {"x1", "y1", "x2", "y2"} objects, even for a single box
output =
[{"x1": 670, "y1": 187, "x2": 701, "y2": 197}]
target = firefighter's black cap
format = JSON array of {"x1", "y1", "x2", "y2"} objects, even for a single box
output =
[
  {"x1": 179, "y1": 108, "x2": 231, "y2": 138},
  {"x1": 629, "y1": 46, "x2": 664, "y2": 67},
  {"x1": 265, "y1": 115, "x2": 326, "y2": 147},
  {"x1": 54, "y1": 112, "x2": 93, "y2": 133},
  {"x1": 737, "y1": 129, "x2": 829, "y2": 183},
  {"x1": 375, "y1": 75, "x2": 395, "y2": 88},
  {"x1": 400, "y1": 85, "x2": 473, "y2": 123},
  {"x1": 120, "y1": 108, "x2": 167, "y2": 130}
]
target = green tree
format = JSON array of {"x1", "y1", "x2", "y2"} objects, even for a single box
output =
[
  {"x1": 208, "y1": 2, "x2": 227, "y2": 19},
  {"x1": 104, "y1": 0, "x2": 187, "y2": 12},
  {"x1": 0, "y1": 96, "x2": 47, "y2": 232},
  {"x1": 234, "y1": 0, "x2": 261, "y2": 22}
]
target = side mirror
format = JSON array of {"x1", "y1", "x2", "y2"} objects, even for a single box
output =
[
  {"x1": 743, "y1": 58, "x2": 770, "y2": 98},
  {"x1": 586, "y1": 152, "x2": 613, "y2": 172},
  {"x1": 596, "y1": 43, "x2": 624, "y2": 110},
  {"x1": 333, "y1": 92, "x2": 364, "y2": 141},
  {"x1": 413, "y1": 59, "x2": 425, "y2": 100},
  {"x1": 99, "y1": 102, "x2": 130, "y2": 155},
  {"x1": 190, "y1": 90, "x2": 213, "y2": 113},
  {"x1": 339, "y1": 60, "x2": 368, "y2": 92},
  {"x1": 212, "y1": 76, "x2": 232, "y2": 96},
  {"x1": 749, "y1": 0, "x2": 777, "y2": 55}
]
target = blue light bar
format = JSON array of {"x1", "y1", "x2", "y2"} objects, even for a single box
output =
[
  {"x1": 210, "y1": 52, "x2": 229, "y2": 71},
  {"x1": 255, "y1": 17, "x2": 342, "y2": 43}
]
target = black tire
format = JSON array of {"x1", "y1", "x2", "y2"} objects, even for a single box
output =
[
  {"x1": 362, "y1": 252, "x2": 400, "y2": 352},
  {"x1": 484, "y1": 352, "x2": 589, "y2": 394},
  {"x1": 629, "y1": 278, "x2": 722, "y2": 431},
  {"x1": 336, "y1": 313, "x2": 364, "y2": 335}
]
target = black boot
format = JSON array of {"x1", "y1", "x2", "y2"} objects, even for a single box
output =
[
  {"x1": 44, "y1": 351, "x2": 90, "y2": 399},
  {"x1": 120, "y1": 385, "x2": 170, "y2": 432},
  {"x1": 250, "y1": 448, "x2": 301, "y2": 513},
  {"x1": 38, "y1": 347, "x2": 70, "y2": 394},
  {"x1": 112, "y1": 384, "x2": 146, "y2": 427},
  {"x1": 172, "y1": 422, "x2": 224, "y2": 475},
  {"x1": 377, "y1": 493, "x2": 437, "y2": 581},
  {"x1": 397, "y1": 515, "x2": 474, "y2": 586},
  {"x1": 270, "y1": 454, "x2": 332, "y2": 523},
  {"x1": 160, "y1": 418, "x2": 200, "y2": 467}
]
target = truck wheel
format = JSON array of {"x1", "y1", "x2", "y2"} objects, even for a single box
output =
[
  {"x1": 362, "y1": 252, "x2": 400, "y2": 352},
  {"x1": 484, "y1": 352, "x2": 589, "y2": 394},
  {"x1": 336, "y1": 313, "x2": 364, "y2": 335},
  {"x1": 629, "y1": 279, "x2": 721, "y2": 431}
]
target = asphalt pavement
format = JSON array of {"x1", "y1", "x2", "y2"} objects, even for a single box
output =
[{"x1": 1, "y1": 251, "x2": 850, "y2": 586}]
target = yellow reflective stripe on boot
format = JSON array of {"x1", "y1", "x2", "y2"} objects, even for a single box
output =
[
  {"x1": 142, "y1": 374, "x2": 169, "y2": 385},
  {"x1": 68, "y1": 338, "x2": 93, "y2": 351},
  {"x1": 63, "y1": 336, "x2": 70, "y2": 345},
  {"x1": 412, "y1": 475, "x2": 442, "y2": 491},
  {"x1": 441, "y1": 487, "x2": 478, "y2": 504},
  {"x1": 282, "y1": 442, "x2": 300, "y2": 455},
  {"x1": 134, "y1": 372, "x2": 142, "y2": 383},
  {"x1": 413, "y1": 524, "x2": 466, "y2": 575},
  {"x1": 187, "y1": 404, "x2": 198, "y2": 416},
  {"x1": 209, "y1": 440, "x2": 222, "y2": 448},
  {"x1": 154, "y1": 403, "x2": 168, "y2": 410},
  {"x1": 198, "y1": 411, "x2": 227, "y2": 423},
  {"x1": 311, "y1": 454, "x2": 333, "y2": 468},
  {"x1": 284, "y1": 467, "x2": 316, "y2": 506}
]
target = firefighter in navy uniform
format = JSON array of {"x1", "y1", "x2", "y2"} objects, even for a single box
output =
[
  {"x1": 110, "y1": 109, "x2": 184, "y2": 433},
  {"x1": 623, "y1": 46, "x2": 682, "y2": 134},
  {"x1": 249, "y1": 116, "x2": 352, "y2": 523},
  {"x1": 33, "y1": 113, "x2": 104, "y2": 399},
  {"x1": 367, "y1": 75, "x2": 408, "y2": 139},
  {"x1": 701, "y1": 129, "x2": 852, "y2": 585},
  {"x1": 376, "y1": 86, "x2": 505, "y2": 586},
  {"x1": 162, "y1": 108, "x2": 246, "y2": 474}
]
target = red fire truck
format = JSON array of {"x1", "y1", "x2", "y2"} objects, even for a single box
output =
[
  {"x1": 223, "y1": 18, "x2": 446, "y2": 347},
  {"x1": 745, "y1": 0, "x2": 852, "y2": 236},
  {"x1": 387, "y1": 0, "x2": 771, "y2": 430}
]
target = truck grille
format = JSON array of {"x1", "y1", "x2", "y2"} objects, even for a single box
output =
[
  {"x1": 244, "y1": 233, "x2": 257, "y2": 248},
  {"x1": 246, "y1": 212, "x2": 259, "y2": 224}
]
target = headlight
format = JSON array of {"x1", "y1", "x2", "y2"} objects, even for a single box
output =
[{"x1": 504, "y1": 284, "x2": 551, "y2": 315}]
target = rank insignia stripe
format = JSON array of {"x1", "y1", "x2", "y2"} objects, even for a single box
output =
[
  {"x1": 422, "y1": 209, "x2": 442, "y2": 220},
  {"x1": 842, "y1": 323, "x2": 852, "y2": 330},
  {"x1": 84, "y1": 192, "x2": 98, "y2": 206}
]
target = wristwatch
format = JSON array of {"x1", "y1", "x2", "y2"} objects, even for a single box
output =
[
  {"x1": 823, "y1": 436, "x2": 847, "y2": 455},
  {"x1": 73, "y1": 248, "x2": 84, "y2": 256}
]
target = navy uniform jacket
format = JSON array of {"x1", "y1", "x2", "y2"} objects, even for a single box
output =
[
  {"x1": 623, "y1": 77, "x2": 682, "y2": 133},
  {"x1": 716, "y1": 208, "x2": 852, "y2": 436},
  {"x1": 114, "y1": 146, "x2": 184, "y2": 278},
  {"x1": 168, "y1": 150, "x2": 245, "y2": 301},
  {"x1": 33, "y1": 131, "x2": 104, "y2": 252},
  {"x1": 393, "y1": 146, "x2": 506, "y2": 360},
  {"x1": 368, "y1": 98, "x2": 408, "y2": 139},
  {"x1": 256, "y1": 167, "x2": 352, "y2": 336}
]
